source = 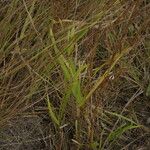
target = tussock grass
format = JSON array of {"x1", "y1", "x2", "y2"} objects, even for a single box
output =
[{"x1": 0, "y1": 0, "x2": 150, "y2": 149}]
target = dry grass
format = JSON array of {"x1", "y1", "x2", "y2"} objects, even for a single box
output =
[{"x1": 0, "y1": 0, "x2": 150, "y2": 149}]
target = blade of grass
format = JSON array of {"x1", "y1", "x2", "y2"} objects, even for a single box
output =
[
  {"x1": 20, "y1": 0, "x2": 37, "y2": 39},
  {"x1": 80, "y1": 46, "x2": 135, "y2": 107},
  {"x1": 108, "y1": 123, "x2": 140, "y2": 142},
  {"x1": 104, "y1": 110, "x2": 137, "y2": 125},
  {"x1": 46, "y1": 94, "x2": 60, "y2": 126}
]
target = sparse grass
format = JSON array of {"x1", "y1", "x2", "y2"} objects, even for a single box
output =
[{"x1": 0, "y1": 0, "x2": 150, "y2": 149}]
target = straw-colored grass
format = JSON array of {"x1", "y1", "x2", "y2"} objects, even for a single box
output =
[{"x1": 0, "y1": 0, "x2": 150, "y2": 149}]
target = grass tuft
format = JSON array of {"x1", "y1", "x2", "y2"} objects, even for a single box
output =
[{"x1": 0, "y1": 0, "x2": 150, "y2": 149}]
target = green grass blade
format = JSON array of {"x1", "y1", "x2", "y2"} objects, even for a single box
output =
[
  {"x1": 59, "y1": 88, "x2": 72, "y2": 122},
  {"x1": 108, "y1": 123, "x2": 140, "y2": 142},
  {"x1": 46, "y1": 94, "x2": 60, "y2": 126},
  {"x1": 104, "y1": 110, "x2": 137, "y2": 125}
]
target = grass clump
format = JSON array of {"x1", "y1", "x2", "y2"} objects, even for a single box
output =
[{"x1": 0, "y1": 0, "x2": 150, "y2": 149}]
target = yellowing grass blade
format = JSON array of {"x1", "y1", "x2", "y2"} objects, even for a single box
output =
[
  {"x1": 21, "y1": 0, "x2": 37, "y2": 39},
  {"x1": 46, "y1": 94, "x2": 60, "y2": 126},
  {"x1": 80, "y1": 46, "x2": 134, "y2": 107}
]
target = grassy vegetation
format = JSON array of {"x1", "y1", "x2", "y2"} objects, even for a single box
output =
[{"x1": 0, "y1": 0, "x2": 150, "y2": 149}]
